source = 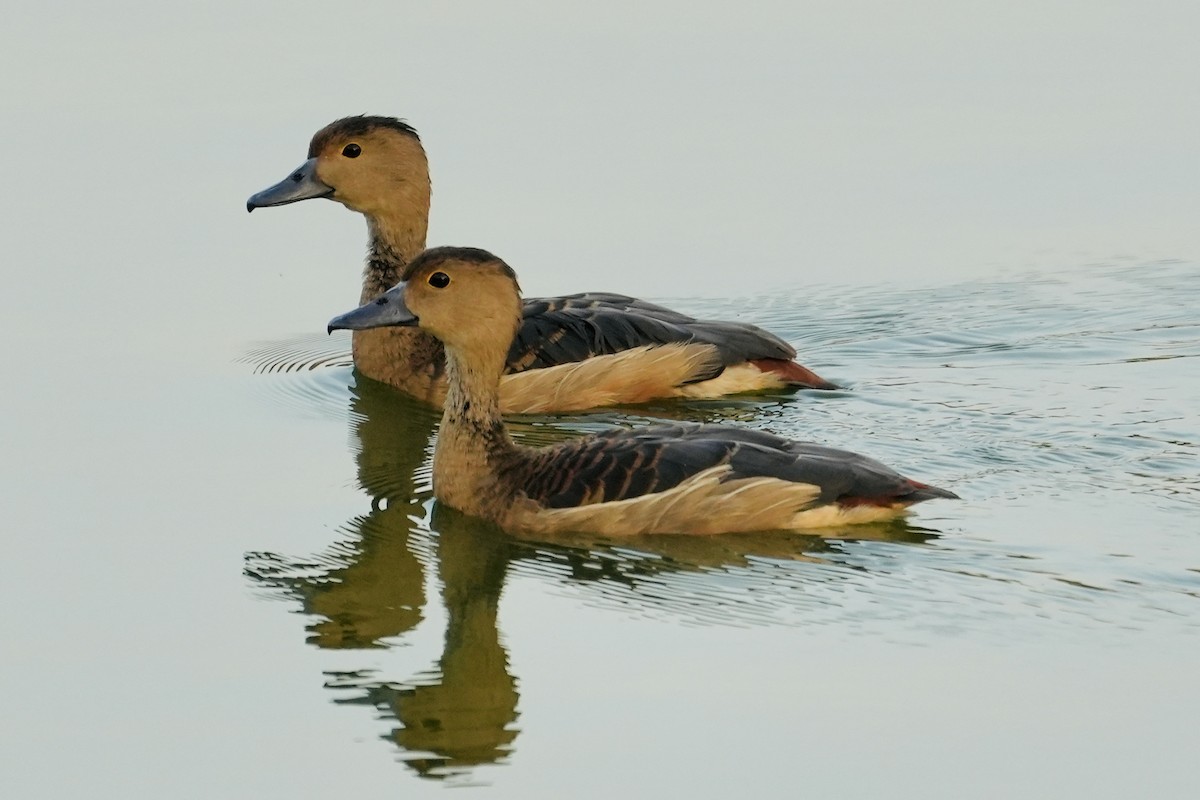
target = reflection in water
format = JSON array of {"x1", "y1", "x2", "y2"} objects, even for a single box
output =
[
  {"x1": 248, "y1": 377, "x2": 521, "y2": 780},
  {"x1": 248, "y1": 501, "x2": 519, "y2": 780},
  {"x1": 248, "y1": 507, "x2": 426, "y2": 650},
  {"x1": 503, "y1": 519, "x2": 939, "y2": 630},
  {"x1": 324, "y1": 510, "x2": 520, "y2": 780},
  {"x1": 246, "y1": 369, "x2": 940, "y2": 781},
  {"x1": 348, "y1": 378, "x2": 442, "y2": 501},
  {"x1": 246, "y1": 377, "x2": 515, "y2": 780}
]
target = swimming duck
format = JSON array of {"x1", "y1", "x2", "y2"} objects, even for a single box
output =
[
  {"x1": 327, "y1": 247, "x2": 957, "y2": 535},
  {"x1": 248, "y1": 116, "x2": 837, "y2": 414}
]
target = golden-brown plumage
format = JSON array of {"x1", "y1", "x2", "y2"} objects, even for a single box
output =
[
  {"x1": 328, "y1": 248, "x2": 958, "y2": 536},
  {"x1": 248, "y1": 116, "x2": 837, "y2": 413}
]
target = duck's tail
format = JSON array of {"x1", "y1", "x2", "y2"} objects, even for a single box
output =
[
  {"x1": 750, "y1": 358, "x2": 840, "y2": 390},
  {"x1": 905, "y1": 481, "x2": 960, "y2": 504}
]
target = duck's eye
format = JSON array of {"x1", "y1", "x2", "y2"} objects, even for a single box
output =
[
  {"x1": 428, "y1": 272, "x2": 451, "y2": 289},
  {"x1": 342, "y1": 143, "x2": 362, "y2": 158}
]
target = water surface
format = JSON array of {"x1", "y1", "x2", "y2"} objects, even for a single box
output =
[{"x1": 239, "y1": 259, "x2": 1199, "y2": 792}]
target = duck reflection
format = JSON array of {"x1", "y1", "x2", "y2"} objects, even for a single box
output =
[
  {"x1": 262, "y1": 378, "x2": 438, "y2": 650},
  {"x1": 246, "y1": 370, "x2": 939, "y2": 781},
  {"x1": 333, "y1": 510, "x2": 519, "y2": 778},
  {"x1": 247, "y1": 376, "x2": 522, "y2": 780}
]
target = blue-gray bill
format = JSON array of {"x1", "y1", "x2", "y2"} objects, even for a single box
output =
[
  {"x1": 328, "y1": 284, "x2": 418, "y2": 333},
  {"x1": 246, "y1": 158, "x2": 333, "y2": 211}
]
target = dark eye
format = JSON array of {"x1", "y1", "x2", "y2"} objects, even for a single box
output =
[
  {"x1": 428, "y1": 271, "x2": 451, "y2": 288},
  {"x1": 342, "y1": 143, "x2": 361, "y2": 158}
]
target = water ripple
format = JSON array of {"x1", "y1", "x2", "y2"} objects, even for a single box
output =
[
  {"x1": 244, "y1": 260, "x2": 1200, "y2": 641},
  {"x1": 240, "y1": 331, "x2": 353, "y2": 374}
]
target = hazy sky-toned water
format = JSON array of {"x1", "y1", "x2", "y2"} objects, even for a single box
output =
[{"x1": 2, "y1": 3, "x2": 1199, "y2": 798}]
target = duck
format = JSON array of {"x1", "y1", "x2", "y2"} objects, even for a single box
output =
[
  {"x1": 248, "y1": 115, "x2": 838, "y2": 414},
  {"x1": 327, "y1": 247, "x2": 957, "y2": 535}
]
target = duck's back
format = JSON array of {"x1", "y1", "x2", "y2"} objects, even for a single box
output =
[{"x1": 508, "y1": 293, "x2": 799, "y2": 381}]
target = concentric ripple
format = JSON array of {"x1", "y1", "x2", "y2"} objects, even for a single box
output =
[{"x1": 240, "y1": 331, "x2": 353, "y2": 374}]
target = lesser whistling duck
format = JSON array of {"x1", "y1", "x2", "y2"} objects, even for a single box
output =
[
  {"x1": 327, "y1": 247, "x2": 957, "y2": 535},
  {"x1": 248, "y1": 116, "x2": 837, "y2": 414}
]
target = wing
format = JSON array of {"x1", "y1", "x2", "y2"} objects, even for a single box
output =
[
  {"x1": 524, "y1": 423, "x2": 956, "y2": 509},
  {"x1": 627, "y1": 422, "x2": 956, "y2": 504},
  {"x1": 506, "y1": 293, "x2": 797, "y2": 379},
  {"x1": 516, "y1": 431, "x2": 742, "y2": 509},
  {"x1": 527, "y1": 292, "x2": 697, "y2": 323}
]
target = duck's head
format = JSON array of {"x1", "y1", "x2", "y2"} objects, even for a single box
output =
[
  {"x1": 247, "y1": 115, "x2": 428, "y2": 218},
  {"x1": 328, "y1": 247, "x2": 523, "y2": 352}
]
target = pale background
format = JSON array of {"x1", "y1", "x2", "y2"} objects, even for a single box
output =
[{"x1": 1, "y1": 2, "x2": 1198, "y2": 798}]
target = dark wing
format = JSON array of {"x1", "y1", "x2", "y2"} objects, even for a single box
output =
[
  {"x1": 729, "y1": 440, "x2": 956, "y2": 505},
  {"x1": 506, "y1": 293, "x2": 797, "y2": 377},
  {"x1": 625, "y1": 422, "x2": 957, "y2": 504},
  {"x1": 522, "y1": 422, "x2": 957, "y2": 509},
  {"x1": 529, "y1": 292, "x2": 698, "y2": 323},
  {"x1": 517, "y1": 431, "x2": 741, "y2": 509}
]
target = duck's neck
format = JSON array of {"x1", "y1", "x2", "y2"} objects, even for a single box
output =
[
  {"x1": 432, "y1": 342, "x2": 522, "y2": 518},
  {"x1": 360, "y1": 213, "x2": 427, "y2": 302},
  {"x1": 352, "y1": 208, "x2": 444, "y2": 400}
]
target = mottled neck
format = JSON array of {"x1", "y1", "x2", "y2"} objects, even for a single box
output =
[
  {"x1": 432, "y1": 343, "x2": 520, "y2": 516},
  {"x1": 361, "y1": 215, "x2": 427, "y2": 303},
  {"x1": 442, "y1": 342, "x2": 509, "y2": 448},
  {"x1": 352, "y1": 209, "x2": 440, "y2": 398}
]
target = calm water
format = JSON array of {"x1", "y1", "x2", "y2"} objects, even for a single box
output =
[
  {"x1": 4, "y1": 4, "x2": 1200, "y2": 797},
  {"x1": 227, "y1": 260, "x2": 1199, "y2": 794}
]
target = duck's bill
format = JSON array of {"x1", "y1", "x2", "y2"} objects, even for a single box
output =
[
  {"x1": 328, "y1": 284, "x2": 418, "y2": 332},
  {"x1": 246, "y1": 158, "x2": 333, "y2": 211}
]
